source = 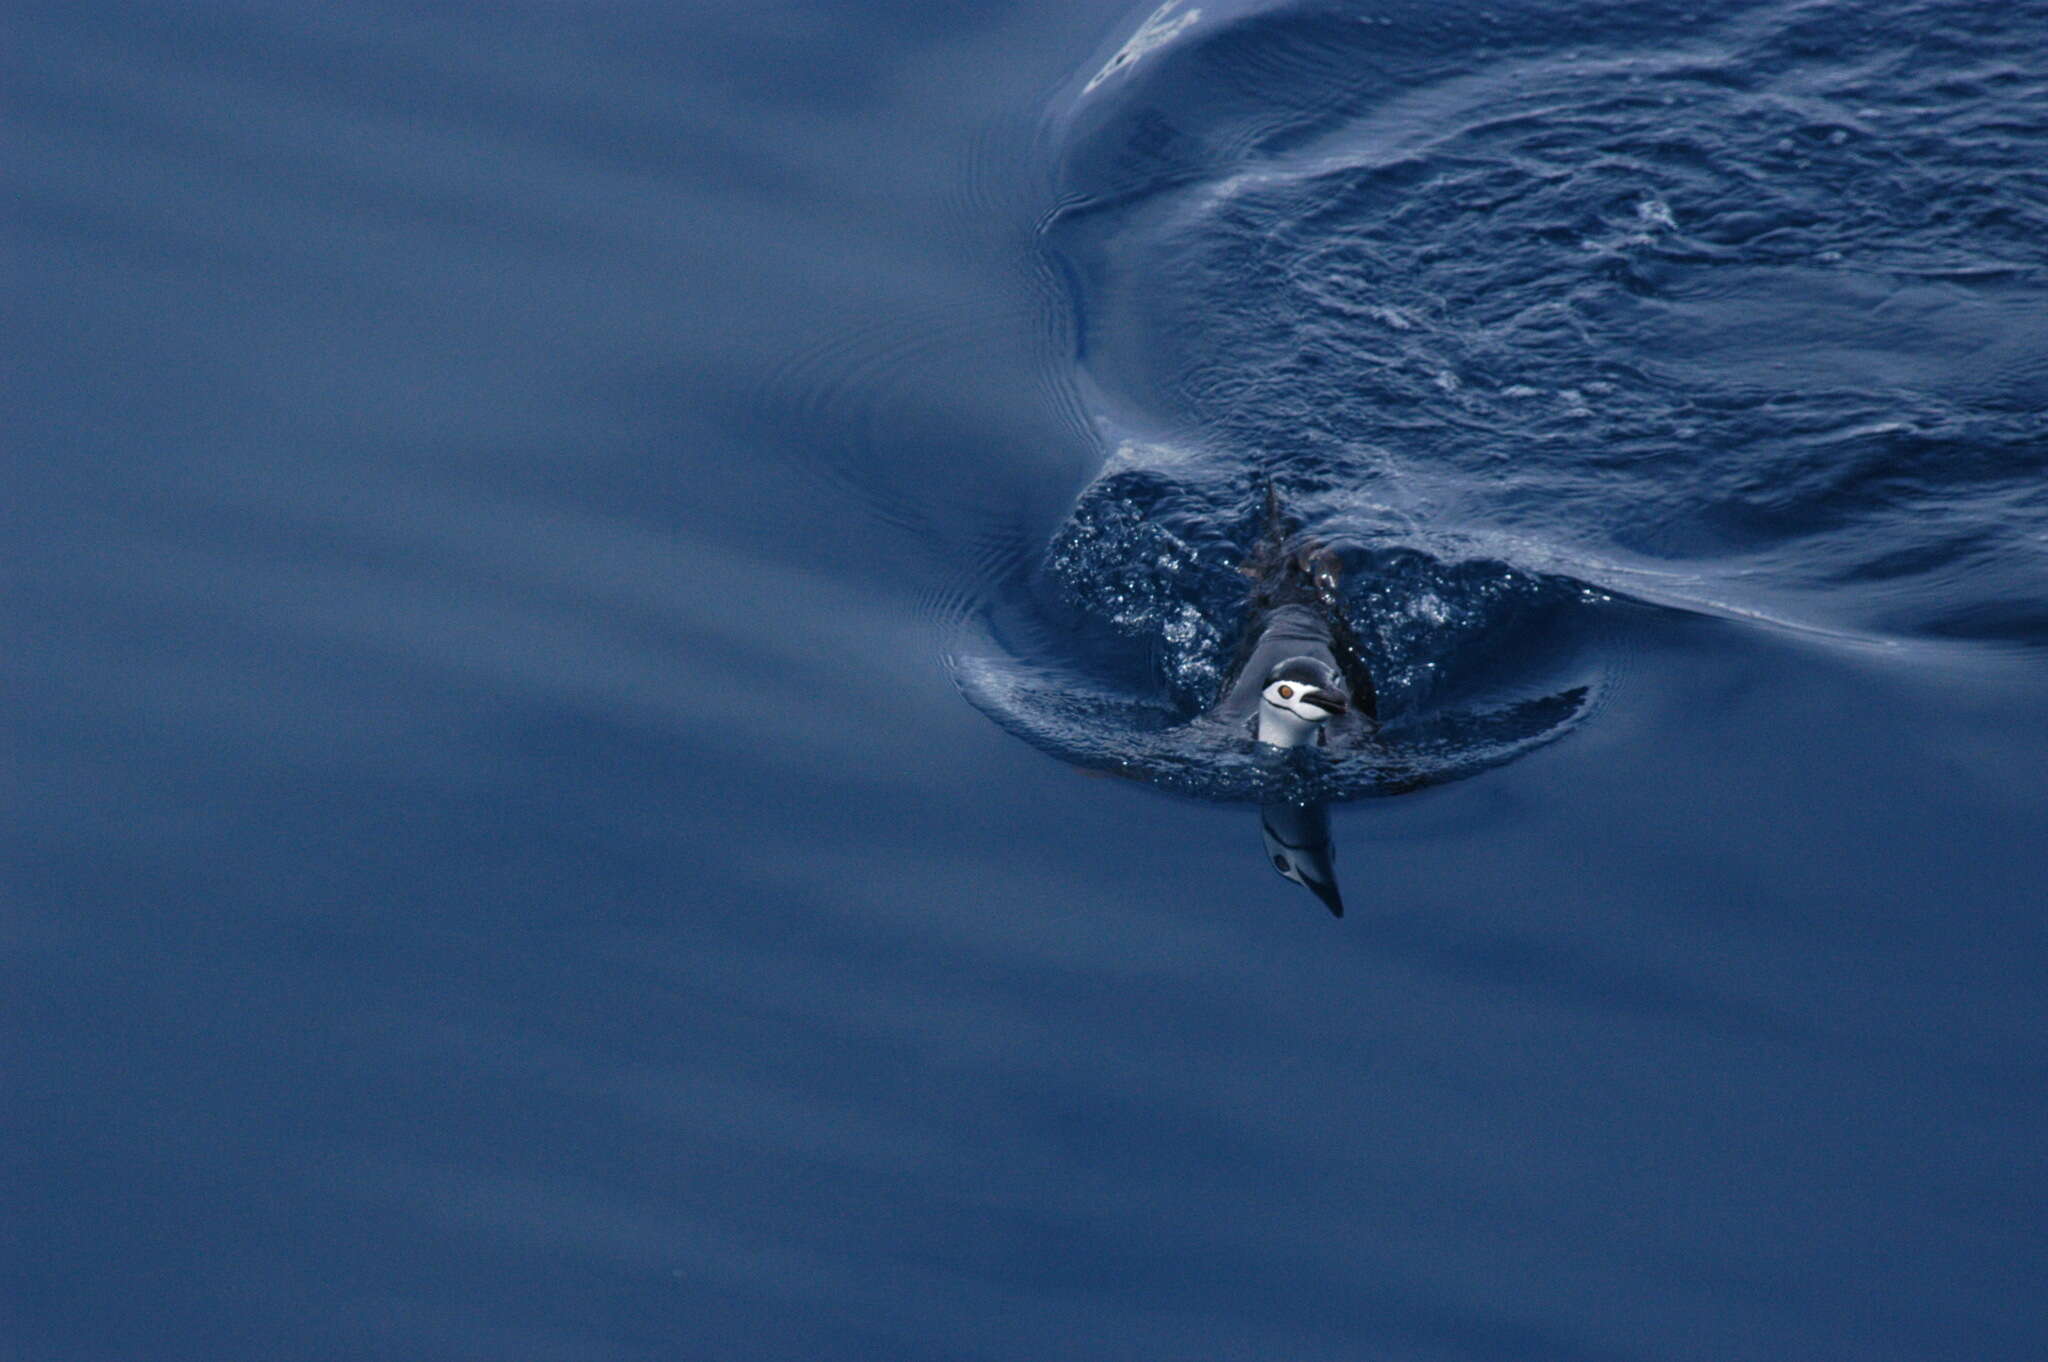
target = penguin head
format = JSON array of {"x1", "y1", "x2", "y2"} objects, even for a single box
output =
[
  {"x1": 1260, "y1": 677, "x2": 1349, "y2": 721},
  {"x1": 1255, "y1": 660, "x2": 1349, "y2": 748}
]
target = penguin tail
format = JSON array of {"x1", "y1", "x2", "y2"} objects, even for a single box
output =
[
  {"x1": 1260, "y1": 479, "x2": 1288, "y2": 545},
  {"x1": 1240, "y1": 482, "x2": 1340, "y2": 596},
  {"x1": 1239, "y1": 481, "x2": 1291, "y2": 581}
]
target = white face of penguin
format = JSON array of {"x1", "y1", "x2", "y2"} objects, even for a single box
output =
[
  {"x1": 1256, "y1": 678, "x2": 1348, "y2": 748},
  {"x1": 1260, "y1": 679, "x2": 1347, "y2": 722}
]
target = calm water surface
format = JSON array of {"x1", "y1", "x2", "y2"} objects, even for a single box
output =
[{"x1": 11, "y1": 2, "x2": 2047, "y2": 1359}]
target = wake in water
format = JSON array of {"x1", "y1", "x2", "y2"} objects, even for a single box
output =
[{"x1": 955, "y1": 0, "x2": 2048, "y2": 905}]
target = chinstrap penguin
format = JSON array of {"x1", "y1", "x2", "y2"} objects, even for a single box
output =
[
  {"x1": 1208, "y1": 485, "x2": 1378, "y2": 754},
  {"x1": 1210, "y1": 486, "x2": 1380, "y2": 916}
]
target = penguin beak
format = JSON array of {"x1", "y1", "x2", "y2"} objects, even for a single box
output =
[{"x1": 1301, "y1": 688, "x2": 1348, "y2": 717}]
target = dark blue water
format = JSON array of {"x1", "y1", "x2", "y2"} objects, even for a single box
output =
[{"x1": 10, "y1": 2, "x2": 2046, "y2": 1359}]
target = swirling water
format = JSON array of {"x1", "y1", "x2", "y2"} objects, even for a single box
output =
[
  {"x1": 10, "y1": 2, "x2": 2047, "y2": 1360},
  {"x1": 963, "y1": 0, "x2": 2048, "y2": 805}
]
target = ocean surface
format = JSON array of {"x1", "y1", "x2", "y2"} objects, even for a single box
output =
[{"x1": 10, "y1": 1, "x2": 2047, "y2": 1358}]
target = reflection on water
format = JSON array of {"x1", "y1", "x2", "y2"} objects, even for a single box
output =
[{"x1": 1260, "y1": 800, "x2": 1342, "y2": 917}]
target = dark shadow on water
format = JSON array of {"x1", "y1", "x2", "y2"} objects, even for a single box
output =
[{"x1": 1260, "y1": 799, "x2": 1343, "y2": 917}]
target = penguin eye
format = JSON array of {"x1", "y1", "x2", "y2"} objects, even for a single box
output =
[
  {"x1": 1277, "y1": 685, "x2": 1294, "y2": 699},
  {"x1": 1273, "y1": 855, "x2": 1291, "y2": 872}
]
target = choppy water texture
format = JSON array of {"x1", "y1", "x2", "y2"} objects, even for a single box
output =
[
  {"x1": 10, "y1": 2, "x2": 2048, "y2": 1360},
  {"x1": 963, "y1": 0, "x2": 2048, "y2": 799}
]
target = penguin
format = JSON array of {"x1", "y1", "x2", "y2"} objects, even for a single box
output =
[
  {"x1": 1208, "y1": 484, "x2": 1378, "y2": 753},
  {"x1": 1211, "y1": 486, "x2": 1379, "y2": 917}
]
